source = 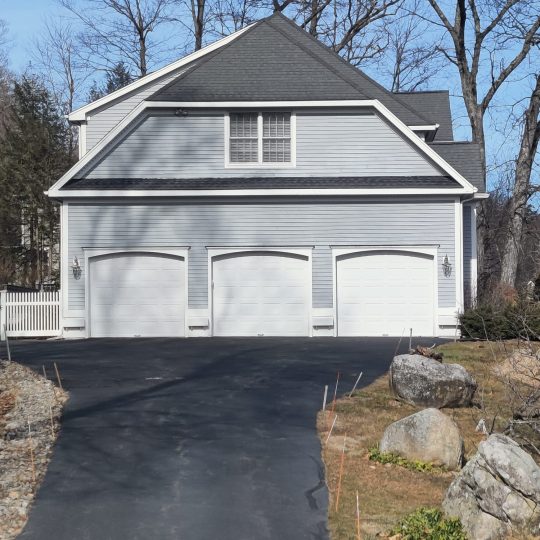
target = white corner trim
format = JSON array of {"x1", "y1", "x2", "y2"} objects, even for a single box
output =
[
  {"x1": 60, "y1": 202, "x2": 68, "y2": 319},
  {"x1": 470, "y1": 204, "x2": 477, "y2": 302},
  {"x1": 68, "y1": 24, "x2": 255, "y2": 122},
  {"x1": 331, "y1": 245, "x2": 439, "y2": 337},
  {"x1": 78, "y1": 123, "x2": 87, "y2": 158},
  {"x1": 49, "y1": 99, "x2": 477, "y2": 197},
  {"x1": 455, "y1": 199, "x2": 464, "y2": 312},
  {"x1": 83, "y1": 247, "x2": 190, "y2": 338}
]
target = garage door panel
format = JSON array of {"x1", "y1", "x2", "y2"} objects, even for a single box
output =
[
  {"x1": 213, "y1": 251, "x2": 309, "y2": 337},
  {"x1": 90, "y1": 253, "x2": 185, "y2": 337},
  {"x1": 337, "y1": 251, "x2": 435, "y2": 337}
]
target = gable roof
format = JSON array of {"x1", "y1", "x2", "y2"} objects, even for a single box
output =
[
  {"x1": 68, "y1": 24, "x2": 254, "y2": 122},
  {"x1": 396, "y1": 91, "x2": 454, "y2": 141},
  {"x1": 149, "y1": 13, "x2": 430, "y2": 127}
]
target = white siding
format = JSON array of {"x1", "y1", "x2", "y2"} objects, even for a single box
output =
[
  {"x1": 66, "y1": 198, "x2": 456, "y2": 312},
  {"x1": 82, "y1": 110, "x2": 442, "y2": 178},
  {"x1": 85, "y1": 67, "x2": 190, "y2": 151}
]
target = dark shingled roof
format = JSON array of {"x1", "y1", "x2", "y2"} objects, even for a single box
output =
[
  {"x1": 428, "y1": 142, "x2": 484, "y2": 191},
  {"x1": 65, "y1": 176, "x2": 460, "y2": 190},
  {"x1": 395, "y1": 91, "x2": 454, "y2": 141},
  {"x1": 149, "y1": 13, "x2": 430, "y2": 126}
]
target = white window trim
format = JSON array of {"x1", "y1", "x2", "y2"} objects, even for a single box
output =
[
  {"x1": 207, "y1": 246, "x2": 312, "y2": 337},
  {"x1": 83, "y1": 246, "x2": 190, "y2": 338},
  {"x1": 224, "y1": 111, "x2": 297, "y2": 169},
  {"x1": 331, "y1": 245, "x2": 439, "y2": 338}
]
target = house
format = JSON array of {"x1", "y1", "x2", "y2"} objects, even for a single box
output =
[{"x1": 48, "y1": 13, "x2": 486, "y2": 339}]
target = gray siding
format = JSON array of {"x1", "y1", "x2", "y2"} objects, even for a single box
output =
[
  {"x1": 85, "y1": 67, "x2": 190, "y2": 151},
  {"x1": 82, "y1": 110, "x2": 442, "y2": 179},
  {"x1": 67, "y1": 198, "x2": 456, "y2": 311}
]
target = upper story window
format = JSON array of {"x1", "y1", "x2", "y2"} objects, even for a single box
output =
[{"x1": 227, "y1": 112, "x2": 294, "y2": 166}]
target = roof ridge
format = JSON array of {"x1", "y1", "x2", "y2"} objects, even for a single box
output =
[
  {"x1": 269, "y1": 13, "x2": 432, "y2": 125},
  {"x1": 148, "y1": 19, "x2": 267, "y2": 100},
  {"x1": 394, "y1": 90, "x2": 449, "y2": 95},
  {"x1": 263, "y1": 16, "x2": 366, "y2": 98}
]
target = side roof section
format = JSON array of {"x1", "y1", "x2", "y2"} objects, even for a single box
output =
[
  {"x1": 428, "y1": 142, "x2": 484, "y2": 191},
  {"x1": 396, "y1": 91, "x2": 454, "y2": 141}
]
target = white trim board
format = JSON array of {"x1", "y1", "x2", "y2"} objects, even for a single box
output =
[
  {"x1": 48, "y1": 99, "x2": 477, "y2": 198},
  {"x1": 68, "y1": 25, "x2": 255, "y2": 122}
]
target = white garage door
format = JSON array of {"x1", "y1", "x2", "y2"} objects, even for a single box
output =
[
  {"x1": 337, "y1": 250, "x2": 435, "y2": 337},
  {"x1": 89, "y1": 252, "x2": 186, "y2": 337},
  {"x1": 212, "y1": 251, "x2": 310, "y2": 336}
]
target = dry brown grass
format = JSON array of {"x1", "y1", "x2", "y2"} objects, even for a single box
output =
[{"x1": 318, "y1": 340, "x2": 539, "y2": 539}]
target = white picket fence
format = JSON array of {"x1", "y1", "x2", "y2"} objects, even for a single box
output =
[{"x1": 0, "y1": 290, "x2": 61, "y2": 339}]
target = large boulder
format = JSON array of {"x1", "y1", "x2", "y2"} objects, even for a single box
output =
[
  {"x1": 380, "y1": 408, "x2": 463, "y2": 470},
  {"x1": 389, "y1": 354, "x2": 477, "y2": 408},
  {"x1": 443, "y1": 434, "x2": 540, "y2": 540}
]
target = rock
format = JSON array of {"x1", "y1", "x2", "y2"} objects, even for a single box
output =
[
  {"x1": 389, "y1": 354, "x2": 477, "y2": 408},
  {"x1": 380, "y1": 408, "x2": 463, "y2": 470},
  {"x1": 443, "y1": 434, "x2": 540, "y2": 540}
]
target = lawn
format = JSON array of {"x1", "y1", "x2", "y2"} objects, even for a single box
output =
[{"x1": 318, "y1": 340, "x2": 539, "y2": 539}]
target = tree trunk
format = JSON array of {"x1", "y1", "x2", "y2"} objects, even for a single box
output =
[
  {"x1": 192, "y1": 0, "x2": 205, "y2": 51},
  {"x1": 500, "y1": 75, "x2": 540, "y2": 287}
]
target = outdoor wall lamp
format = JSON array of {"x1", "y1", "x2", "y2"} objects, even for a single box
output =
[
  {"x1": 442, "y1": 254, "x2": 452, "y2": 277},
  {"x1": 71, "y1": 256, "x2": 82, "y2": 280}
]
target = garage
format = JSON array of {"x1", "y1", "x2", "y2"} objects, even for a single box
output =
[
  {"x1": 336, "y1": 249, "x2": 436, "y2": 337},
  {"x1": 89, "y1": 252, "x2": 186, "y2": 337},
  {"x1": 211, "y1": 250, "x2": 310, "y2": 336}
]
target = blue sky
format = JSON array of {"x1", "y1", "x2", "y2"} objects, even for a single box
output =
[{"x1": 1, "y1": 0, "x2": 57, "y2": 69}]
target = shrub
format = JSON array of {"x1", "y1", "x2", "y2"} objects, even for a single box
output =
[
  {"x1": 390, "y1": 507, "x2": 467, "y2": 540},
  {"x1": 367, "y1": 447, "x2": 439, "y2": 473},
  {"x1": 460, "y1": 300, "x2": 540, "y2": 340}
]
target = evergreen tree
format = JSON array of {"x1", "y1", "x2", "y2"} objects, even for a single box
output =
[
  {"x1": 0, "y1": 75, "x2": 74, "y2": 286},
  {"x1": 88, "y1": 61, "x2": 133, "y2": 102}
]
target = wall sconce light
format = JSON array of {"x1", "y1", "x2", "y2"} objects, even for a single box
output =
[
  {"x1": 71, "y1": 256, "x2": 82, "y2": 280},
  {"x1": 442, "y1": 254, "x2": 452, "y2": 277},
  {"x1": 174, "y1": 108, "x2": 188, "y2": 117}
]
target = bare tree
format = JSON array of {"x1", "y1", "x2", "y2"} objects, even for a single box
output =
[
  {"x1": 0, "y1": 19, "x2": 9, "y2": 69},
  {"x1": 32, "y1": 19, "x2": 91, "y2": 154},
  {"x1": 60, "y1": 0, "x2": 176, "y2": 77},
  {"x1": 382, "y1": 1, "x2": 443, "y2": 92},
  {"x1": 425, "y1": 0, "x2": 540, "y2": 293},
  {"x1": 191, "y1": 0, "x2": 207, "y2": 49},
  {"x1": 293, "y1": 0, "x2": 403, "y2": 66},
  {"x1": 500, "y1": 74, "x2": 540, "y2": 286}
]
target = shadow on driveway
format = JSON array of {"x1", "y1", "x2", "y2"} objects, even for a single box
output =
[{"x1": 10, "y1": 337, "x2": 410, "y2": 540}]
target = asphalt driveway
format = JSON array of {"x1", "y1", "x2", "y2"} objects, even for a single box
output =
[{"x1": 9, "y1": 337, "x2": 407, "y2": 540}]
